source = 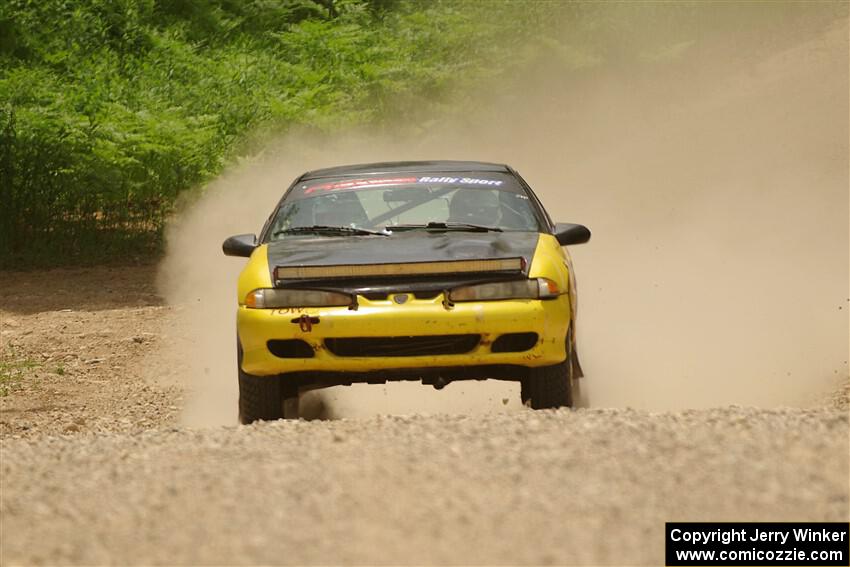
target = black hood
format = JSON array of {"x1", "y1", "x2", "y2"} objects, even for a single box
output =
[{"x1": 266, "y1": 231, "x2": 539, "y2": 291}]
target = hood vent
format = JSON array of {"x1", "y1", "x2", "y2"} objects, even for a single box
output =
[{"x1": 274, "y1": 257, "x2": 524, "y2": 280}]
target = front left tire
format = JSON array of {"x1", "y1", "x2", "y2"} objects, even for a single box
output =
[
  {"x1": 237, "y1": 341, "x2": 299, "y2": 424},
  {"x1": 520, "y1": 330, "x2": 575, "y2": 410},
  {"x1": 520, "y1": 359, "x2": 574, "y2": 409}
]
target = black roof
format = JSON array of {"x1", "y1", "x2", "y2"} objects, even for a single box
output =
[{"x1": 300, "y1": 160, "x2": 510, "y2": 181}]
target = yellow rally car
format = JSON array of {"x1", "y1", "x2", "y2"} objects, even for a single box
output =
[{"x1": 223, "y1": 161, "x2": 590, "y2": 423}]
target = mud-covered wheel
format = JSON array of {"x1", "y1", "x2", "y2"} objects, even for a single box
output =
[
  {"x1": 521, "y1": 359, "x2": 574, "y2": 409},
  {"x1": 238, "y1": 342, "x2": 283, "y2": 424},
  {"x1": 281, "y1": 386, "x2": 300, "y2": 420},
  {"x1": 521, "y1": 330, "x2": 575, "y2": 409}
]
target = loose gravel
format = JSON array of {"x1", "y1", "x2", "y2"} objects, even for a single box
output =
[{"x1": 2, "y1": 407, "x2": 847, "y2": 565}]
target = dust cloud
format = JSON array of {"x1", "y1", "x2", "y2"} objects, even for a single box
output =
[{"x1": 154, "y1": 11, "x2": 849, "y2": 425}]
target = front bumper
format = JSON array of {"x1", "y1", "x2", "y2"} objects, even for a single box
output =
[{"x1": 238, "y1": 293, "x2": 570, "y2": 377}]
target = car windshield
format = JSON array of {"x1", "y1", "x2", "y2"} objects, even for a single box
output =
[{"x1": 267, "y1": 172, "x2": 542, "y2": 240}]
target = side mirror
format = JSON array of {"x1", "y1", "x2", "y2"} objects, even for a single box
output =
[
  {"x1": 222, "y1": 234, "x2": 258, "y2": 257},
  {"x1": 554, "y1": 223, "x2": 591, "y2": 246}
]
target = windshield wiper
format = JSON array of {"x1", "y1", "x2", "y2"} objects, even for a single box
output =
[
  {"x1": 274, "y1": 225, "x2": 389, "y2": 237},
  {"x1": 387, "y1": 222, "x2": 503, "y2": 233}
]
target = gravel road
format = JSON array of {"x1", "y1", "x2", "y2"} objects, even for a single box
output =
[
  {"x1": 0, "y1": 267, "x2": 181, "y2": 438},
  {"x1": 2, "y1": 407, "x2": 848, "y2": 565}
]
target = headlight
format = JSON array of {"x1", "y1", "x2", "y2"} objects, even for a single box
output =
[
  {"x1": 244, "y1": 288, "x2": 352, "y2": 308},
  {"x1": 449, "y1": 278, "x2": 561, "y2": 302}
]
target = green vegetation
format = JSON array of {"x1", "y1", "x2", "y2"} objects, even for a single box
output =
[
  {"x1": 0, "y1": 347, "x2": 38, "y2": 396},
  {"x1": 0, "y1": 0, "x2": 542, "y2": 266},
  {"x1": 1, "y1": 0, "x2": 843, "y2": 267}
]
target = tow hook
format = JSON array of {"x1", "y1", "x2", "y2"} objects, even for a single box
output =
[
  {"x1": 441, "y1": 290, "x2": 454, "y2": 311},
  {"x1": 291, "y1": 315, "x2": 319, "y2": 332}
]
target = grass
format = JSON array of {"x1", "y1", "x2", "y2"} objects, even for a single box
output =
[{"x1": 0, "y1": 347, "x2": 39, "y2": 396}]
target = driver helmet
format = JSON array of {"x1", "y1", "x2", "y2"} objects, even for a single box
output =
[{"x1": 448, "y1": 189, "x2": 501, "y2": 225}]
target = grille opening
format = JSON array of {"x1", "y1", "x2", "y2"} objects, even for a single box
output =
[
  {"x1": 412, "y1": 290, "x2": 441, "y2": 300},
  {"x1": 268, "y1": 339, "x2": 315, "y2": 358},
  {"x1": 361, "y1": 292, "x2": 388, "y2": 300},
  {"x1": 360, "y1": 290, "x2": 442, "y2": 301},
  {"x1": 325, "y1": 335, "x2": 480, "y2": 357},
  {"x1": 491, "y1": 332, "x2": 538, "y2": 353}
]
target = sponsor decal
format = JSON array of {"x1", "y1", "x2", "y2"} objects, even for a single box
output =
[
  {"x1": 418, "y1": 176, "x2": 503, "y2": 186},
  {"x1": 305, "y1": 177, "x2": 418, "y2": 194},
  {"x1": 304, "y1": 175, "x2": 504, "y2": 194}
]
